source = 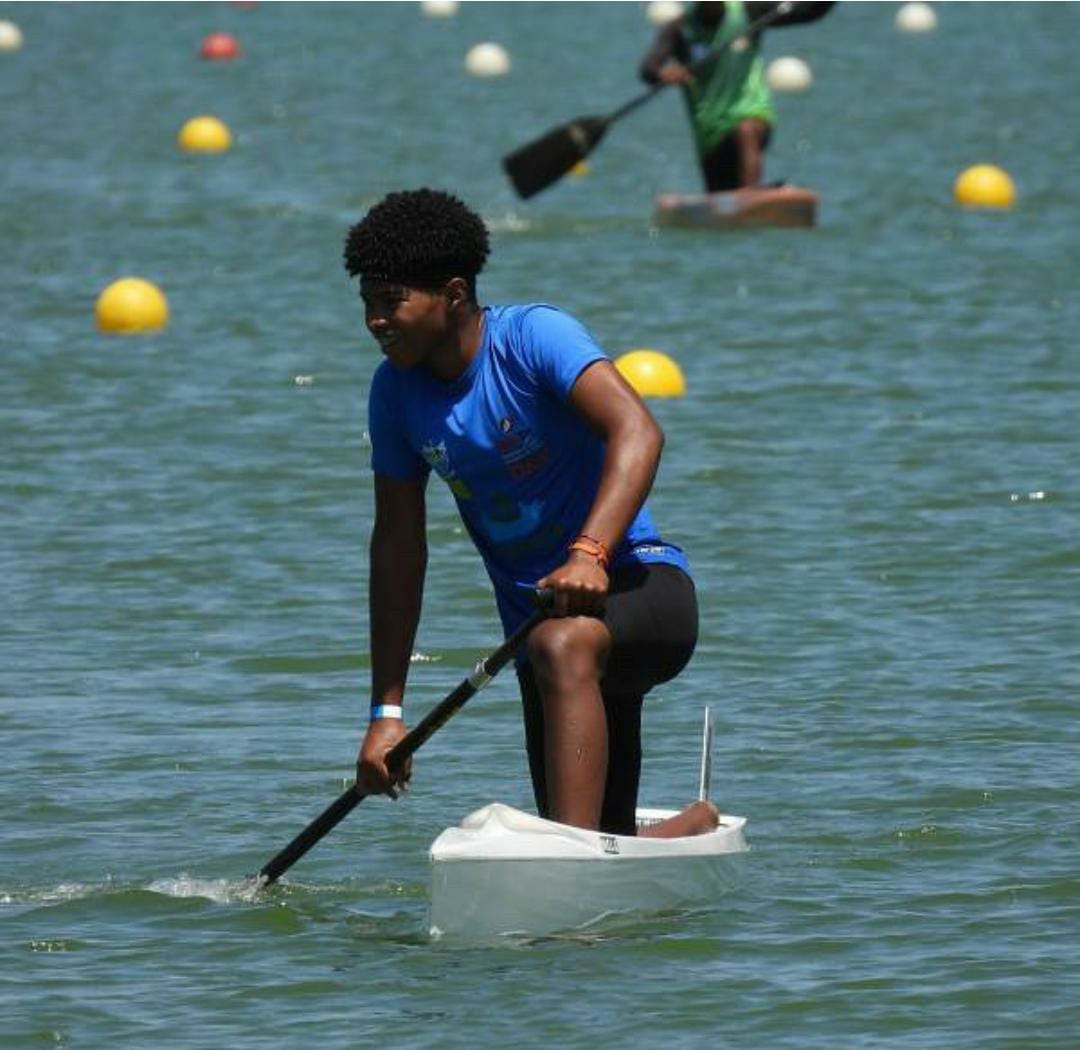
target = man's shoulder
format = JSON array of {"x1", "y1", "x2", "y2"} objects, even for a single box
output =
[
  {"x1": 485, "y1": 303, "x2": 606, "y2": 397},
  {"x1": 486, "y1": 302, "x2": 566, "y2": 333},
  {"x1": 370, "y1": 356, "x2": 400, "y2": 392},
  {"x1": 487, "y1": 302, "x2": 592, "y2": 346},
  {"x1": 369, "y1": 357, "x2": 425, "y2": 409}
]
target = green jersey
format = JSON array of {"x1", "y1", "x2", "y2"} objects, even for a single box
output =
[{"x1": 681, "y1": 1, "x2": 775, "y2": 152}]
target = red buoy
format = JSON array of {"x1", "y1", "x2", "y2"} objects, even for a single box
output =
[{"x1": 200, "y1": 33, "x2": 240, "y2": 60}]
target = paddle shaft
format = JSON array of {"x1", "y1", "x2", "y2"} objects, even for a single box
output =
[{"x1": 256, "y1": 604, "x2": 548, "y2": 884}]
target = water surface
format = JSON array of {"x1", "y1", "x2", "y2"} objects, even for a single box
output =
[{"x1": 2, "y1": 3, "x2": 1077, "y2": 1047}]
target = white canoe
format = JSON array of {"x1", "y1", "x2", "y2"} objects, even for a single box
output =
[
  {"x1": 428, "y1": 802, "x2": 748, "y2": 939},
  {"x1": 654, "y1": 185, "x2": 818, "y2": 229}
]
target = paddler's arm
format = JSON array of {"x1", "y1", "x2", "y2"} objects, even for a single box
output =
[
  {"x1": 639, "y1": 20, "x2": 694, "y2": 86},
  {"x1": 537, "y1": 361, "x2": 664, "y2": 618},
  {"x1": 745, "y1": 1, "x2": 836, "y2": 30},
  {"x1": 357, "y1": 472, "x2": 428, "y2": 796}
]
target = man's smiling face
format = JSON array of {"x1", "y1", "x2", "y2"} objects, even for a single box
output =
[{"x1": 360, "y1": 278, "x2": 453, "y2": 371}]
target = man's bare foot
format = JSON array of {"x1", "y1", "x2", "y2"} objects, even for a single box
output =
[{"x1": 638, "y1": 800, "x2": 720, "y2": 838}]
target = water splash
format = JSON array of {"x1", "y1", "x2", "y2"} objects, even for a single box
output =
[
  {"x1": 2, "y1": 874, "x2": 268, "y2": 909},
  {"x1": 146, "y1": 874, "x2": 265, "y2": 904},
  {"x1": 483, "y1": 210, "x2": 533, "y2": 234}
]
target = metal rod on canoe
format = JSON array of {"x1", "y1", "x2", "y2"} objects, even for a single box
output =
[
  {"x1": 698, "y1": 706, "x2": 713, "y2": 802},
  {"x1": 255, "y1": 595, "x2": 551, "y2": 886}
]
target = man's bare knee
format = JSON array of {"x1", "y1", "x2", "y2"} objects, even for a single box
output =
[{"x1": 526, "y1": 618, "x2": 610, "y2": 688}]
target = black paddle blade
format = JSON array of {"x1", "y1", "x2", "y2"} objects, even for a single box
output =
[{"x1": 502, "y1": 115, "x2": 610, "y2": 199}]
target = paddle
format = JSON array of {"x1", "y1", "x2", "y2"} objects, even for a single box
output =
[
  {"x1": 255, "y1": 596, "x2": 551, "y2": 885},
  {"x1": 502, "y1": 1, "x2": 794, "y2": 199}
]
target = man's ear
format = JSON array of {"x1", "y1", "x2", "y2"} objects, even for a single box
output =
[{"x1": 445, "y1": 276, "x2": 470, "y2": 309}]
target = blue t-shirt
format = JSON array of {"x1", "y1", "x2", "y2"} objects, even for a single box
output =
[{"x1": 367, "y1": 303, "x2": 690, "y2": 632}]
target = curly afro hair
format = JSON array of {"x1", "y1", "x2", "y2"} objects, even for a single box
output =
[{"x1": 343, "y1": 188, "x2": 490, "y2": 294}]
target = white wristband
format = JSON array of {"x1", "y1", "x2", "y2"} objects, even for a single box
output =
[{"x1": 370, "y1": 704, "x2": 403, "y2": 722}]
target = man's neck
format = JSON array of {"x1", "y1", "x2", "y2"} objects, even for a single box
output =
[{"x1": 428, "y1": 304, "x2": 484, "y2": 382}]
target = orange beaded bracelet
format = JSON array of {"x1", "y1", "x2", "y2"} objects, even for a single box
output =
[{"x1": 568, "y1": 534, "x2": 611, "y2": 570}]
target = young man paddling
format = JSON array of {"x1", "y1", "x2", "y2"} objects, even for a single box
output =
[
  {"x1": 348, "y1": 189, "x2": 715, "y2": 837},
  {"x1": 640, "y1": 1, "x2": 834, "y2": 191}
]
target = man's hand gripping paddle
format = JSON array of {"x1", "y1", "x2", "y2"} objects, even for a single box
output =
[{"x1": 253, "y1": 593, "x2": 551, "y2": 886}]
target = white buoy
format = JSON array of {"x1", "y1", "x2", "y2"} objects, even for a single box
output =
[
  {"x1": 646, "y1": 1, "x2": 684, "y2": 25},
  {"x1": 896, "y1": 2, "x2": 937, "y2": 33},
  {"x1": 766, "y1": 55, "x2": 813, "y2": 94},
  {"x1": 464, "y1": 42, "x2": 510, "y2": 78},
  {"x1": 420, "y1": 0, "x2": 459, "y2": 17},
  {"x1": 0, "y1": 20, "x2": 24, "y2": 51}
]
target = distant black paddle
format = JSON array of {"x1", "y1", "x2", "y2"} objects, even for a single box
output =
[
  {"x1": 503, "y1": 1, "x2": 793, "y2": 199},
  {"x1": 255, "y1": 597, "x2": 550, "y2": 885}
]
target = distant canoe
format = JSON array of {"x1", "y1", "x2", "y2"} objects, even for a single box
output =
[
  {"x1": 428, "y1": 802, "x2": 748, "y2": 940},
  {"x1": 654, "y1": 185, "x2": 818, "y2": 229}
]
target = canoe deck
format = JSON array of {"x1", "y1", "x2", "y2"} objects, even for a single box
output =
[
  {"x1": 654, "y1": 185, "x2": 818, "y2": 229},
  {"x1": 428, "y1": 802, "x2": 748, "y2": 940}
]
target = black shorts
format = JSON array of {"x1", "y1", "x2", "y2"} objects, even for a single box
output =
[
  {"x1": 516, "y1": 562, "x2": 698, "y2": 834},
  {"x1": 699, "y1": 123, "x2": 774, "y2": 192}
]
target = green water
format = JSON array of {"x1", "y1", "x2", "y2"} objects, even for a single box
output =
[{"x1": 2, "y1": 3, "x2": 1077, "y2": 1047}]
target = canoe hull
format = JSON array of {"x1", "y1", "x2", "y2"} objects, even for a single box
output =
[
  {"x1": 654, "y1": 186, "x2": 818, "y2": 229},
  {"x1": 428, "y1": 803, "x2": 748, "y2": 939}
]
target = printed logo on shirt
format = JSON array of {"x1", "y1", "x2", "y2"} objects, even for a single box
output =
[
  {"x1": 421, "y1": 439, "x2": 472, "y2": 500},
  {"x1": 495, "y1": 421, "x2": 550, "y2": 482},
  {"x1": 479, "y1": 492, "x2": 545, "y2": 543}
]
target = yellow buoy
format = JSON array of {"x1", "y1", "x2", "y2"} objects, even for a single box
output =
[
  {"x1": 569, "y1": 160, "x2": 591, "y2": 178},
  {"x1": 615, "y1": 349, "x2": 686, "y2": 399},
  {"x1": 95, "y1": 277, "x2": 169, "y2": 334},
  {"x1": 178, "y1": 115, "x2": 233, "y2": 153},
  {"x1": 954, "y1": 165, "x2": 1015, "y2": 210}
]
